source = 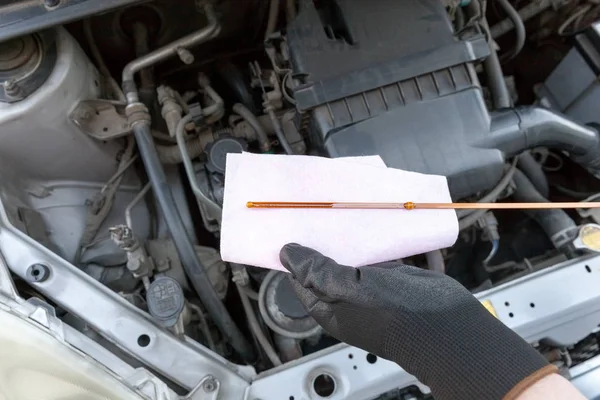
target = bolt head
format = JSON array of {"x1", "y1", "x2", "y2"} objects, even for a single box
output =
[
  {"x1": 26, "y1": 264, "x2": 50, "y2": 282},
  {"x1": 203, "y1": 378, "x2": 217, "y2": 392}
]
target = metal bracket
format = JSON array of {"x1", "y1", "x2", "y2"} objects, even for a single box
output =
[
  {"x1": 184, "y1": 375, "x2": 220, "y2": 400},
  {"x1": 248, "y1": 254, "x2": 600, "y2": 399},
  {"x1": 70, "y1": 99, "x2": 131, "y2": 140},
  {"x1": 0, "y1": 195, "x2": 253, "y2": 397},
  {"x1": 0, "y1": 250, "x2": 18, "y2": 301}
]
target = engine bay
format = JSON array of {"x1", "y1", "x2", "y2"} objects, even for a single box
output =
[{"x1": 2, "y1": 0, "x2": 600, "y2": 399}]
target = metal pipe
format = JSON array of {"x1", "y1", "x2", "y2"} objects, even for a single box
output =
[
  {"x1": 132, "y1": 22, "x2": 155, "y2": 93},
  {"x1": 122, "y1": 3, "x2": 220, "y2": 104},
  {"x1": 125, "y1": 183, "x2": 151, "y2": 230},
  {"x1": 496, "y1": 0, "x2": 526, "y2": 60},
  {"x1": 175, "y1": 114, "x2": 222, "y2": 219},
  {"x1": 132, "y1": 120, "x2": 255, "y2": 360},
  {"x1": 491, "y1": 0, "x2": 554, "y2": 39}
]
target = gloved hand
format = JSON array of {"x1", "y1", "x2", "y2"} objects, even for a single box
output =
[{"x1": 280, "y1": 243, "x2": 557, "y2": 400}]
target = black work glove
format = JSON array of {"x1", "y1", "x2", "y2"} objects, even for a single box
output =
[{"x1": 280, "y1": 244, "x2": 557, "y2": 400}]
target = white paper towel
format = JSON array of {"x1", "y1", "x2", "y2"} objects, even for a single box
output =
[{"x1": 221, "y1": 153, "x2": 458, "y2": 271}]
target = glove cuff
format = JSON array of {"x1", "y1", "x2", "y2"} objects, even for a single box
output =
[{"x1": 502, "y1": 365, "x2": 559, "y2": 400}]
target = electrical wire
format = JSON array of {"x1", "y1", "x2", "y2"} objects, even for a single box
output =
[
  {"x1": 239, "y1": 285, "x2": 260, "y2": 301},
  {"x1": 482, "y1": 239, "x2": 499, "y2": 266},
  {"x1": 83, "y1": 19, "x2": 126, "y2": 102},
  {"x1": 101, "y1": 154, "x2": 139, "y2": 193},
  {"x1": 552, "y1": 184, "x2": 597, "y2": 200},
  {"x1": 188, "y1": 303, "x2": 217, "y2": 352},
  {"x1": 282, "y1": 72, "x2": 296, "y2": 105},
  {"x1": 125, "y1": 183, "x2": 151, "y2": 230},
  {"x1": 236, "y1": 284, "x2": 282, "y2": 366},
  {"x1": 75, "y1": 139, "x2": 135, "y2": 263},
  {"x1": 558, "y1": 3, "x2": 593, "y2": 36}
]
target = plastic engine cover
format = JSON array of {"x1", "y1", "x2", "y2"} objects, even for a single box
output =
[{"x1": 287, "y1": 0, "x2": 503, "y2": 199}]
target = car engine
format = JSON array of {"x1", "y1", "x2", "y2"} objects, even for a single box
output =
[{"x1": 2, "y1": 0, "x2": 600, "y2": 399}]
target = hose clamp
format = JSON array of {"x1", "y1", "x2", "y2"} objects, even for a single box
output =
[{"x1": 125, "y1": 102, "x2": 151, "y2": 128}]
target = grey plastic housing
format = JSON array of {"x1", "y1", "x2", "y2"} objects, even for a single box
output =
[
  {"x1": 287, "y1": 0, "x2": 500, "y2": 200},
  {"x1": 313, "y1": 68, "x2": 504, "y2": 199},
  {"x1": 288, "y1": 0, "x2": 600, "y2": 200}
]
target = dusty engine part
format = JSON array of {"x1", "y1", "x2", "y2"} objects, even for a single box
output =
[
  {"x1": 258, "y1": 270, "x2": 321, "y2": 340},
  {"x1": 0, "y1": 1, "x2": 600, "y2": 399}
]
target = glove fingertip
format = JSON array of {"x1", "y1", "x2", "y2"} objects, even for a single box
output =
[{"x1": 279, "y1": 243, "x2": 320, "y2": 274}]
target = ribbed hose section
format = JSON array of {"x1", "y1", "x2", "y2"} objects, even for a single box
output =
[
  {"x1": 132, "y1": 122, "x2": 255, "y2": 360},
  {"x1": 512, "y1": 169, "x2": 577, "y2": 247}
]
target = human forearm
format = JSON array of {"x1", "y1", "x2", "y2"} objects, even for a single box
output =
[{"x1": 516, "y1": 374, "x2": 585, "y2": 400}]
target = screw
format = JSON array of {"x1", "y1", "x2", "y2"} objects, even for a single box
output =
[
  {"x1": 203, "y1": 378, "x2": 217, "y2": 393},
  {"x1": 26, "y1": 264, "x2": 50, "y2": 283},
  {"x1": 176, "y1": 47, "x2": 195, "y2": 65}
]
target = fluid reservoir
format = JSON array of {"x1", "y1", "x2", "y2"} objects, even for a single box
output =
[{"x1": 0, "y1": 28, "x2": 123, "y2": 182}]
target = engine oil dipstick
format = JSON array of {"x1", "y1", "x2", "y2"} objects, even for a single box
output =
[{"x1": 246, "y1": 201, "x2": 600, "y2": 210}]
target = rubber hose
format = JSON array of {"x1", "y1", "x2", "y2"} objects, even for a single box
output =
[
  {"x1": 517, "y1": 152, "x2": 549, "y2": 198},
  {"x1": 156, "y1": 138, "x2": 203, "y2": 164},
  {"x1": 233, "y1": 103, "x2": 271, "y2": 152},
  {"x1": 496, "y1": 0, "x2": 526, "y2": 60},
  {"x1": 265, "y1": 0, "x2": 280, "y2": 40},
  {"x1": 286, "y1": 0, "x2": 296, "y2": 23},
  {"x1": 218, "y1": 63, "x2": 258, "y2": 114},
  {"x1": 425, "y1": 250, "x2": 445, "y2": 274},
  {"x1": 512, "y1": 169, "x2": 577, "y2": 245},
  {"x1": 132, "y1": 122, "x2": 255, "y2": 360},
  {"x1": 483, "y1": 46, "x2": 512, "y2": 109}
]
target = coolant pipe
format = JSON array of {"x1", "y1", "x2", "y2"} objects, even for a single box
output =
[
  {"x1": 122, "y1": 3, "x2": 221, "y2": 104},
  {"x1": 487, "y1": 106, "x2": 600, "y2": 174},
  {"x1": 132, "y1": 121, "x2": 255, "y2": 360},
  {"x1": 511, "y1": 169, "x2": 577, "y2": 249}
]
